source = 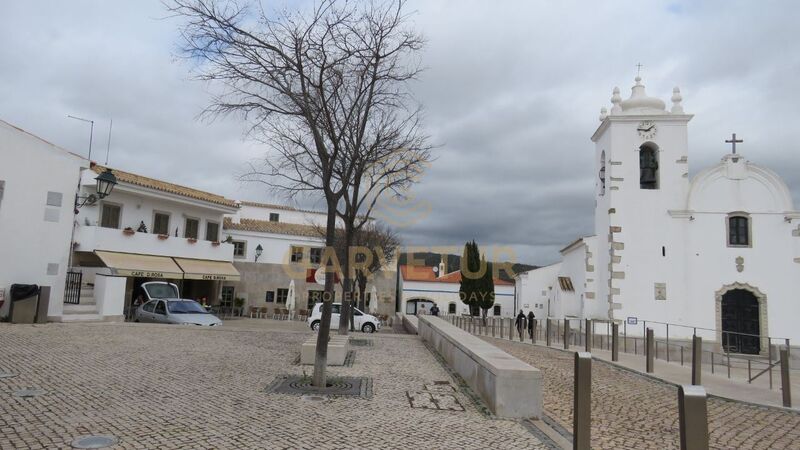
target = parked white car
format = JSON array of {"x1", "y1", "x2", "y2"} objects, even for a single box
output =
[
  {"x1": 307, "y1": 303, "x2": 381, "y2": 333},
  {"x1": 133, "y1": 282, "x2": 222, "y2": 327}
]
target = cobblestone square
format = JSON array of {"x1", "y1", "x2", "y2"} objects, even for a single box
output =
[{"x1": 0, "y1": 322, "x2": 546, "y2": 449}]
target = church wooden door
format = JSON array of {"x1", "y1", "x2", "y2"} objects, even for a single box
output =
[{"x1": 721, "y1": 289, "x2": 760, "y2": 354}]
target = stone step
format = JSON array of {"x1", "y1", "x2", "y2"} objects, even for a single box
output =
[{"x1": 60, "y1": 313, "x2": 104, "y2": 322}]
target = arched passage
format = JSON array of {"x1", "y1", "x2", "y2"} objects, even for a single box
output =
[{"x1": 405, "y1": 297, "x2": 435, "y2": 315}]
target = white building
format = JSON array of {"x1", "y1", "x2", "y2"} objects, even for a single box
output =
[
  {"x1": 518, "y1": 76, "x2": 800, "y2": 353},
  {"x1": 0, "y1": 120, "x2": 86, "y2": 319},
  {"x1": 398, "y1": 260, "x2": 516, "y2": 317},
  {"x1": 69, "y1": 163, "x2": 240, "y2": 321}
]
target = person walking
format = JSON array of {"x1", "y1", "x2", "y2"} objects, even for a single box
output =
[
  {"x1": 429, "y1": 304, "x2": 440, "y2": 316},
  {"x1": 527, "y1": 310, "x2": 536, "y2": 341},
  {"x1": 417, "y1": 303, "x2": 428, "y2": 315},
  {"x1": 515, "y1": 309, "x2": 526, "y2": 342}
]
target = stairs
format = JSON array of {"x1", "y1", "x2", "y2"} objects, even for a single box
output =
[{"x1": 62, "y1": 286, "x2": 104, "y2": 322}]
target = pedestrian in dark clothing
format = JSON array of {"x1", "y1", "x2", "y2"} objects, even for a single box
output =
[
  {"x1": 430, "y1": 304, "x2": 440, "y2": 316},
  {"x1": 515, "y1": 310, "x2": 526, "y2": 341},
  {"x1": 527, "y1": 311, "x2": 536, "y2": 340}
]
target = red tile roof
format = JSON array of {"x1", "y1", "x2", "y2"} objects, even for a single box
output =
[{"x1": 400, "y1": 265, "x2": 513, "y2": 285}]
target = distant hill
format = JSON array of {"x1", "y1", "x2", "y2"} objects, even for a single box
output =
[{"x1": 398, "y1": 252, "x2": 538, "y2": 283}]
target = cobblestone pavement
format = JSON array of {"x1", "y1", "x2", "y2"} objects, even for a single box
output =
[
  {"x1": 0, "y1": 323, "x2": 545, "y2": 449},
  {"x1": 485, "y1": 337, "x2": 800, "y2": 450}
]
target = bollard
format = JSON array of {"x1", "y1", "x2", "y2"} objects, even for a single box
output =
[
  {"x1": 678, "y1": 385, "x2": 709, "y2": 450},
  {"x1": 573, "y1": 352, "x2": 592, "y2": 450},
  {"x1": 611, "y1": 323, "x2": 619, "y2": 362},
  {"x1": 691, "y1": 335, "x2": 702, "y2": 386},
  {"x1": 585, "y1": 319, "x2": 592, "y2": 352},
  {"x1": 646, "y1": 328, "x2": 654, "y2": 373},
  {"x1": 508, "y1": 318, "x2": 513, "y2": 340},
  {"x1": 546, "y1": 319, "x2": 552, "y2": 347},
  {"x1": 781, "y1": 347, "x2": 792, "y2": 408},
  {"x1": 564, "y1": 319, "x2": 571, "y2": 350},
  {"x1": 492, "y1": 317, "x2": 496, "y2": 337},
  {"x1": 500, "y1": 316, "x2": 504, "y2": 337},
  {"x1": 532, "y1": 320, "x2": 537, "y2": 344}
]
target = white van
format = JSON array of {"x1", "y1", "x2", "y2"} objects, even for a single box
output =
[{"x1": 306, "y1": 303, "x2": 381, "y2": 333}]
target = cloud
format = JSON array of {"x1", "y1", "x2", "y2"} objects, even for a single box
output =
[{"x1": 2, "y1": 0, "x2": 799, "y2": 266}]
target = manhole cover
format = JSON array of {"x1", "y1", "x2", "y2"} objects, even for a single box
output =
[
  {"x1": 265, "y1": 375, "x2": 372, "y2": 398},
  {"x1": 71, "y1": 435, "x2": 118, "y2": 449},
  {"x1": 0, "y1": 372, "x2": 17, "y2": 379},
  {"x1": 13, "y1": 388, "x2": 47, "y2": 398}
]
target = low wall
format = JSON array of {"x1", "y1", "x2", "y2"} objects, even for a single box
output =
[
  {"x1": 418, "y1": 315, "x2": 542, "y2": 419},
  {"x1": 401, "y1": 313, "x2": 418, "y2": 334},
  {"x1": 94, "y1": 274, "x2": 126, "y2": 320}
]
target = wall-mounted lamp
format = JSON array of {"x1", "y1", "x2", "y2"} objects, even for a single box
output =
[
  {"x1": 74, "y1": 168, "x2": 117, "y2": 213},
  {"x1": 255, "y1": 244, "x2": 263, "y2": 262}
]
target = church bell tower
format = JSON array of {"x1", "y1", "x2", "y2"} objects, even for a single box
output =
[{"x1": 591, "y1": 75, "x2": 693, "y2": 320}]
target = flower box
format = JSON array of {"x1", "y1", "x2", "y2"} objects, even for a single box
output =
[
  {"x1": 211, "y1": 241, "x2": 221, "y2": 246},
  {"x1": 158, "y1": 234, "x2": 169, "y2": 240},
  {"x1": 122, "y1": 228, "x2": 135, "y2": 236},
  {"x1": 188, "y1": 238, "x2": 198, "y2": 244}
]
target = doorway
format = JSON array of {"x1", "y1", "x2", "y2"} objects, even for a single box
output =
[{"x1": 721, "y1": 288, "x2": 760, "y2": 354}]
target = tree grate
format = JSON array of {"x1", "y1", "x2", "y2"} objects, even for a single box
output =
[
  {"x1": 265, "y1": 375, "x2": 372, "y2": 398},
  {"x1": 349, "y1": 338, "x2": 374, "y2": 347},
  {"x1": 292, "y1": 351, "x2": 356, "y2": 367}
]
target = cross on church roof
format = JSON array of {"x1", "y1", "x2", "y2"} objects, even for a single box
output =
[
  {"x1": 725, "y1": 133, "x2": 743, "y2": 154},
  {"x1": 636, "y1": 63, "x2": 643, "y2": 77}
]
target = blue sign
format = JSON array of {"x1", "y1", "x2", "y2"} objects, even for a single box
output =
[{"x1": 626, "y1": 316, "x2": 638, "y2": 325}]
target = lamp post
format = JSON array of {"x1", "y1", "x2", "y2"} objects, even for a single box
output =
[
  {"x1": 255, "y1": 244, "x2": 263, "y2": 262},
  {"x1": 74, "y1": 168, "x2": 118, "y2": 212}
]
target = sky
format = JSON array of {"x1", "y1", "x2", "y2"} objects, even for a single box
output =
[{"x1": 2, "y1": 0, "x2": 800, "y2": 267}]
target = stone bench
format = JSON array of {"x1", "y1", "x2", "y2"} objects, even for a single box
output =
[
  {"x1": 300, "y1": 334, "x2": 349, "y2": 366},
  {"x1": 417, "y1": 315, "x2": 543, "y2": 419}
]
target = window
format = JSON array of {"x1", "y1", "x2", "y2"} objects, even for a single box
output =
[
  {"x1": 265, "y1": 291, "x2": 275, "y2": 303},
  {"x1": 598, "y1": 151, "x2": 606, "y2": 196},
  {"x1": 728, "y1": 215, "x2": 750, "y2": 247},
  {"x1": 639, "y1": 144, "x2": 659, "y2": 189},
  {"x1": 307, "y1": 290, "x2": 324, "y2": 309},
  {"x1": 143, "y1": 301, "x2": 156, "y2": 313},
  {"x1": 493, "y1": 304, "x2": 501, "y2": 316},
  {"x1": 290, "y1": 246, "x2": 304, "y2": 263},
  {"x1": 221, "y1": 286, "x2": 235, "y2": 307},
  {"x1": 153, "y1": 212, "x2": 170, "y2": 235},
  {"x1": 448, "y1": 303, "x2": 456, "y2": 314},
  {"x1": 269, "y1": 213, "x2": 279, "y2": 222},
  {"x1": 184, "y1": 218, "x2": 199, "y2": 239},
  {"x1": 309, "y1": 247, "x2": 322, "y2": 264},
  {"x1": 206, "y1": 221, "x2": 220, "y2": 242},
  {"x1": 331, "y1": 304, "x2": 341, "y2": 314},
  {"x1": 154, "y1": 301, "x2": 167, "y2": 315},
  {"x1": 100, "y1": 203, "x2": 121, "y2": 229},
  {"x1": 558, "y1": 276, "x2": 575, "y2": 292},
  {"x1": 276, "y1": 288, "x2": 289, "y2": 304},
  {"x1": 233, "y1": 241, "x2": 246, "y2": 258}
]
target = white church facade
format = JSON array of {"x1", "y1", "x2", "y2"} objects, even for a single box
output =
[{"x1": 517, "y1": 76, "x2": 800, "y2": 353}]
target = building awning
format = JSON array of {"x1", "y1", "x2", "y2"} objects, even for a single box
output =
[
  {"x1": 173, "y1": 258, "x2": 241, "y2": 282},
  {"x1": 95, "y1": 251, "x2": 184, "y2": 279}
]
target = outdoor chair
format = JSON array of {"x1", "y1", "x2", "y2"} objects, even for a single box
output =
[
  {"x1": 249, "y1": 307, "x2": 259, "y2": 318},
  {"x1": 281, "y1": 308, "x2": 290, "y2": 320},
  {"x1": 259, "y1": 306, "x2": 268, "y2": 318},
  {"x1": 298, "y1": 309, "x2": 308, "y2": 321}
]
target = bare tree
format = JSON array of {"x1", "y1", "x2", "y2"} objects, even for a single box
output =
[{"x1": 168, "y1": 0, "x2": 425, "y2": 385}]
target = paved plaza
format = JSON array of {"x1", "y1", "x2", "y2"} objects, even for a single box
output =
[
  {"x1": 0, "y1": 321, "x2": 547, "y2": 449},
  {"x1": 486, "y1": 337, "x2": 800, "y2": 449}
]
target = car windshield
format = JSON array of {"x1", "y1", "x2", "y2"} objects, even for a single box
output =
[
  {"x1": 144, "y1": 283, "x2": 179, "y2": 299},
  {"x1": 167, "y1": 301, "x2": 207, "y2": 314}
]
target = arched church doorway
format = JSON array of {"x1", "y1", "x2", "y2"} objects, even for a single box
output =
[{"x1": 721, "y1": 289, "x2": 760, "y2": 354}]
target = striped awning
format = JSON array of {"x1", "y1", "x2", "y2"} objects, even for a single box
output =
[
  {"x1": 95, "y1": 251, "x2": 184, "y2": 279},
  {"x1": 173, "y1": 258, "x2": 241, "y2": 281}
]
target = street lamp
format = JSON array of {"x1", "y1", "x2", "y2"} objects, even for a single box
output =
[
  {"x1": 75, "y1": 168, "x2": 118, "y2": 212},
  {"x1": 255, "y1": 244, "x2": 263, "y2": 262}
]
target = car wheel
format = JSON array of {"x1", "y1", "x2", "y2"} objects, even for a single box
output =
[
  {"x1": 362, "y1": 323, "x2": 375, "y2": 333},
  {"x1": 311, "y1": 321, "x2": 321, "y2": 331}
]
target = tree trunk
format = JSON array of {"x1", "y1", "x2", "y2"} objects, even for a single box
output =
[
  {"x1": 312, "y1": 206, "x2": 338, "y2": 387},
  {"x1": 337, "y1": 227, "x2": 355, "y2": 335}
]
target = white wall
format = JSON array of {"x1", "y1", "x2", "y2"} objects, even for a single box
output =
[
  {"x1": 400, "y1": 279, "x2": 515, "y2": 317},
  {"x1": 235, "y1": 203, "x2": 328, "y2": 227},
  {"x1": 94, "y1": 274, "x2": 126, "y2": 319},
  {"x1": 0, "y1": 121, "x2": 85, "y2": 318},
  {"x1": 515, "y1": 263, "x2": 561, "y2": 319},
  {"x1": 225, "y1": 229, "x2": 324, "y2": 265}
]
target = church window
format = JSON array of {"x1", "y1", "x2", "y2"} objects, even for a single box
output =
[
  {"x1": 493, "y1": 304, "x2": 501, "y2": 316},
  {"x1": 558, "y1": 276, "x2": 574, "y2": 292},
  {"x1": 728, "y1": 214, "x2": 750, "y2": 247},
  {"x1": 598, "y1": 151, "x2": 606, "y2": 196},
  {"x1": 639, "y1": 144, "x2": 659, "y2": 189},
  {"x1": 448, "y1": 302, "x2": 456, "y2": 314},
  {"x1": 662, "y1": 246, "x2": 666, "y2": 257}
]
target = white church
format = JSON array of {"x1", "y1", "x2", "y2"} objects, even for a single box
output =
[{"x1": 517, "y1": 76, "x2": 800, "y2": 354}]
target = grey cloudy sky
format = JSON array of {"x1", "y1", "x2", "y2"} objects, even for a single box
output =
[{"x1": 2, "y1": 1, "x2": 799, "y2": 266}]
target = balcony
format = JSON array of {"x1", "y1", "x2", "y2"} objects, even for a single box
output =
[{"x1": 74, "y1": 225, "x2": 234, "y2": 261}]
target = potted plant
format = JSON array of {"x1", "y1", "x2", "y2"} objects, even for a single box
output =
[
  {"x1": 211, "y1": 241, "x2": 221, "y2": 246},
  {"x1": 158, "y1": 234, "x2": 169, "y2": 240},
  {"x1": 187, "y1": 237, "x2": 198, "y2": 244},
  {"x1": 234, "y1": 297, "x2": 245, "y2": 316},
  {"x1": 122, "y1": 227, "x2": 135, "y2": 236}
]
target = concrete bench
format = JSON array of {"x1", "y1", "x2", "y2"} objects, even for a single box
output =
[
  {"x1": 417, "y1": 315, "x2": 543, "y2": 419},
  {"x1": 300, "y1": 335, "x2": 349, "y2": 366}
]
